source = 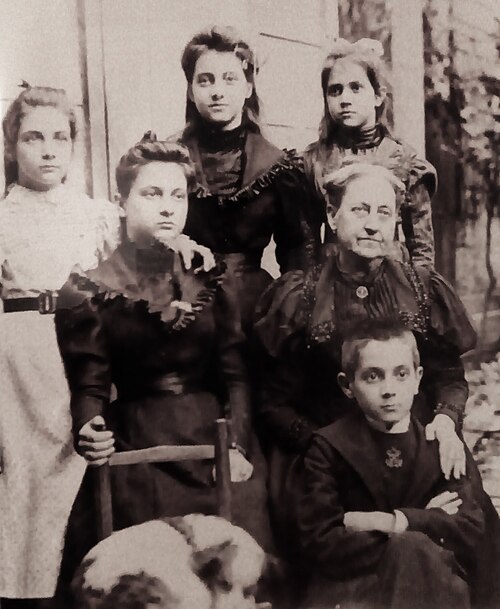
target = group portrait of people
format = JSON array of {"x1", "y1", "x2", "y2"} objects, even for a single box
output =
[{"x1": 0, "y1": 23, "x2": 499, "y2": 609}]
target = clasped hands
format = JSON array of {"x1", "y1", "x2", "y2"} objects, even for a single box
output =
[
  {"x1": 344, "y1": 490, "x2": 463, "y2": 533},
  {"x1": 78, "y1": 415, "x2": 253, "y2": 482}
]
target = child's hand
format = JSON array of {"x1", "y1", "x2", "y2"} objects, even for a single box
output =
[
  {"x1": 425, "y1": 491, "x2": 462, "y2": 515},
  {"x1": 78, "y1": 415, "x2": 115, "y2": 466},
  {"x1": 171, "y1": 235, "x2": 216, "y2": 272},
  {"x1": 344, "y1": 511, "x2": 395, "y2": 533},
  {"x1": 425, "y1": 414, "x2": 466, "y2": 480},
  {"x1": 212, "y1": 448, "x2": 253, "y2": 483}
]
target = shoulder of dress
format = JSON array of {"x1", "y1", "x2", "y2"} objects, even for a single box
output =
[
  {"x1": 379, "y1": 137, "x2": 437, "y2": 196},
  {"x1": 254, "y1": 269, "x2": 311, "y2": 356}
]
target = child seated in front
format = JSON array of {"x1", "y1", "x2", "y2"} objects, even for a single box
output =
[{"x1": 296, "y1": 318, "x2": 484, "y2": 609}]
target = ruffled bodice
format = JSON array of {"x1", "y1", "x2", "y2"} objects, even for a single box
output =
[
  {"x1": 56, "y1": 242, "x2": 251, "y2": 451},
  {"x1": 255, "y1": 256, "x2": 476, "y2": 358},
  {"x1": 0, "y1": 184, "x2": 120, "y2": 298},
  {"x1": 180, "y1": 130, "x2": 320, "y2": 273}
]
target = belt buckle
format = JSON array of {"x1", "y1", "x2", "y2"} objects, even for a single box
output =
[{"x1": 38, "y1": 292, "x2": 55, "y2": 314}]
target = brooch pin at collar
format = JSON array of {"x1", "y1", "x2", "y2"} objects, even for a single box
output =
[
  {"x1": 385, "y1": 447, "x2": 403, "y2": 468},
  {"x1": 356, "y1": 285, "x2": 369, "y2": 299}
]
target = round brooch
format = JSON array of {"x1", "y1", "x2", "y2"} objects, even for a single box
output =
[{"x1": 356, "y1": 285, "x2": 369, "y2": 299}]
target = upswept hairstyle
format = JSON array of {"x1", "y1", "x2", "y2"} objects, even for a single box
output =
[
  {"x1": 180, "y1": 25, "x2": 261, "y2": 136},
  {"x1": 341, "y1": 318, "x2": 420, "y2": 381},
  {"x1": 323, "y1": 161, "x2": 405, "y2": 222},
  {"x1": 318, "y1": 38, "x2": 388, "y2": 144},
  {"x1": 2, "y1": 83, "x2": 77, "y2": 189},
  {"x1": 115, "y1": 132, "x2": 196, "y2": 199}
]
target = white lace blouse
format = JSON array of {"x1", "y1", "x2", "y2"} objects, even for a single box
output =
[{"x1": 0, "y1": 184, "x2": 120, "y2": 298}]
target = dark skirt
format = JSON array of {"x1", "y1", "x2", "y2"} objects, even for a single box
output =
[{"x1": 55, "y1": 389, "x2": 273, "y2": 606}]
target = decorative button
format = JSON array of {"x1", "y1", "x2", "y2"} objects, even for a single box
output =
[{"x1": 356, "y1": 285, "x2": 369, "y2": 299}]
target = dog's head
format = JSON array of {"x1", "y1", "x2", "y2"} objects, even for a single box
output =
[{"x1": 183, "y1": 515, "x2": 266, "y2": 609}]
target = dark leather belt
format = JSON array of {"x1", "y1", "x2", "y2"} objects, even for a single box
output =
[
  {"x1": 149, "y1": 373, "x2": 196, "y2": 396},
  {"x1": 3, "y1": 292, "x2": 58, "y2": 314}
]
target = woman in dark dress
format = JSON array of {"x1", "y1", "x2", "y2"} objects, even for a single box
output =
[
  {"x1": 254, "y1": 161, "x2": 500, "y2": 609},
  {"x1": 174, "y1": 26, "x2": 321, "y2": 337},
  {"x1": 54, "y1": 137, "x2": 271, "y2": 605}
]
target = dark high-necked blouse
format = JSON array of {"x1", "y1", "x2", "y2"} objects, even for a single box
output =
[
  {"x1": 254, "y1": 254, "x2": 476, "y2": 453},
  {"x1": 176, "y1": 126, "x2": 321, "y2": 333}
]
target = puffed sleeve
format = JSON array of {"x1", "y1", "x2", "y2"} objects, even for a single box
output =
[
  {"x1": 297, "y1": 434, "x2": 388, "y2": 578},
  {"x1": 273, "y1": 152, "x2": 322, "y2": 272},
  {"x1": 254, "y1": 271, "x2": 317, "y2": 451},
  {"x1": 419, "y1": 269, "x2": 477, "y2": 427},
  {"x1": 399, "y1": 146, "x2": 437, "y2": 267},
  {"x1": 87, "y1": 198, "x2": 121, "y2": 264},
  {"x1": 55, "y1": 272, "x2": 111, "y2": 444},
  {"x1": 212, "y1": 265, "x2": 252, "y2": 455}
]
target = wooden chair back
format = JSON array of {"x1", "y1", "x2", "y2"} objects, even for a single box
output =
[{"x1": 94, "y1": 417, "x2": 232, "y2": 540}]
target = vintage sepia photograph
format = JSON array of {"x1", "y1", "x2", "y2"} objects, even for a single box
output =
[{"x1": 0, "y1": 1, "x2": 499, "y2": 608}]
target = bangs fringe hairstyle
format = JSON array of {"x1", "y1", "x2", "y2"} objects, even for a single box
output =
[
  {"x1": 341, "y1": 318, "x2": 420, "y2": 381},
  {"x1": 116, "y1": 132, "x2": 196, "y2": 199},
  {"x1": 181, "y1": 25, "x2": 261, "y2": 136},
  {"x1": 323, "y1": 160, "x2": 405, "y2": 221},
  {"x1": 318, "y1": 38, "x2": 389, "y2": 145},
  {"x1": 2, "y1": 84, "x2": 77, "y2": 190}
]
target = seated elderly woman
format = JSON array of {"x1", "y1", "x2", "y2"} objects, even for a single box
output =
[
  {"x1": 55, "y1": 135, "x2": 271, "y2": 603},
  {"x1": 254, "y1": 161, "x2": 500, "y2": 608}
]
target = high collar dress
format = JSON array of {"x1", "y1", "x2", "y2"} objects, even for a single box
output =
[{"x1": 0, "y1": 183, "x2": 119, "y2": 598}]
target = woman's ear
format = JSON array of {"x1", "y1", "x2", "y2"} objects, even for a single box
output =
[
  {"x1": 414, "y1": 365, "x2": 424, "y2": 394},
  {"x1": 326, "y1": 203, "x2": 338, "y2": 234},
  {"x1": 337, "y1": 372, "x2": 354, "y2": 399},
  {"x1": 245, "y1": 81, "x2": 253, "y2": 100},
  {"x1": 375, "y1": 86, "x2": 387, "y2": 109}
]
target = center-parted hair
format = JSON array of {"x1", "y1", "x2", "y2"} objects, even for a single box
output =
[
  {"x1": 2, "y1": 83, "x2": 77, "y2": 190},
  {"x1": 180, "y1": 25, "x2": 261, "y2": 135},
  {"x1": 323, "y1": 161, "x2": 405, "y2": 222},
  {"x1": 319, "y1": 38, "x2": 388, "y2": 144},
  {"x1": 341, "y1": 318, "x2": 420, "y2": 380},
  {"x1": 115, "y1": 133, "x2": 196, "y2": 199}
]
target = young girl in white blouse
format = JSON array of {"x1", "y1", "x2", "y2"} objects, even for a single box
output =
[
  {"x1": 0, "y1": 84, "x2": 121, "y2": 608},
  {"x1": 0, "y1": 84, "x2": 212, "y2": 608}
]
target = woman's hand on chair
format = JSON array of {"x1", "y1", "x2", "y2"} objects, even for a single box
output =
[
  {"x1": 425, "y1": 414, "x2": 466, "y2": 480},
  {"x1": 213, "y1": 448, "x2": 253, "y2": 482},
  {"x1": 78, "y1": 415, "x2": 115, "y2": 466},
  {"x1": 229, "y1": 448, "x2": 254, "y2": 482}
]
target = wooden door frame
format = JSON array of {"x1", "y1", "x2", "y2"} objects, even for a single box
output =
[{"x1": 77, "y1": 0, "x2": 109, "y2": 199}]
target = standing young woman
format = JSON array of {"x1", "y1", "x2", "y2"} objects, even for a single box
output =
[
  {"x1": 0, "y1": 84, "x2": 119, "y2": 608},
  {"x1": 175, "y1": 26, "x2": 320, "y2": 338}
]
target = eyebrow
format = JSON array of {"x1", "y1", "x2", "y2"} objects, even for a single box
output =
[
  {"x1": 20, "y1": 130, "x2": 43, "y2": 137},
  {"x1": 139, "y1": 185, "x2": 162, "y2": 194},
  {"x1": 362, "y1": 367, "x2": 384, "y2": 375}
]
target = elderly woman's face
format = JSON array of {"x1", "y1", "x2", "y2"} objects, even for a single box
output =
[
  {"x1": 333, "y1": 174, "x2": 397, "y2": 259},
  {"x1": 123, "y1": 161, "x2": 188, "y2": 246}
]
